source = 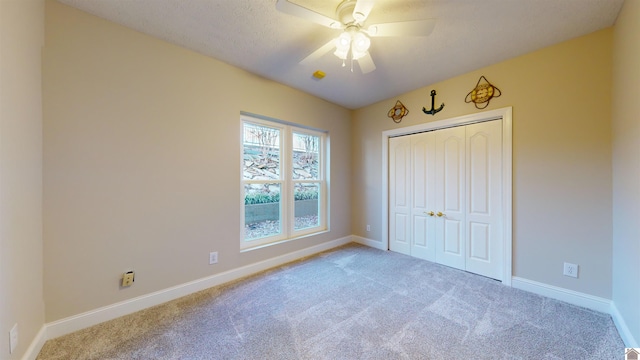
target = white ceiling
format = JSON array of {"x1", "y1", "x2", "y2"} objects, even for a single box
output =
[{"x1": 57, "y1": 0, "x2": 624, "y2": 109}]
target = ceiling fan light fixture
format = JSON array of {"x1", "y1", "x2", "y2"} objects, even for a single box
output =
[
  {"x1": 334, "y1": 32, "x2": 351, "y2": 59},
  {"x1": 334, "y1": 47, "x2": 349, "y2": 60},
  {"x1": 351, "y1": 49, "x2": 367, "y2": 60},
  {"x1": 335, "y1": 32, "x2": 351, "y2": 49},
  {"x1": 352, "y1": 31, "x2": 370, "y2": 52},
  {"x1": 352, "y1": 48, "x2": 367, "y2": 60},
  {"x1": 351, "y1": 31, "x2": 370, "y2": 60}
]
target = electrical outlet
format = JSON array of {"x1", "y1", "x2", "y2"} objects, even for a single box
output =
[
  {"x1": 122, "y1": 271, "x2": 135, "y2": 287},
  {"x1": 209, "y1": 251, "x2": 218, "y2": 265},
  {"x1": 563, "y1": 262, "x2": 578, "y2": 278},
  {"x1": 366, "y1": 224, "x2": 370, "y2": 232},
  {"x1": 9, "y1": 323, "x2": 18, "y2": 354}
]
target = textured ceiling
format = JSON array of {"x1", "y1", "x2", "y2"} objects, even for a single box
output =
[{"x1": 57, "y1": 0, "x2": 624, "y2": 109}]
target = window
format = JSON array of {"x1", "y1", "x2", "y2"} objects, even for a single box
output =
[{"x1": 241, "y1": 114, "x2": 327, "y2": 249}]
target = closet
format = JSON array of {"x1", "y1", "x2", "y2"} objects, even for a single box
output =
[{"x1": 389, "y1": 119, "x2": 503, "y2": 280}]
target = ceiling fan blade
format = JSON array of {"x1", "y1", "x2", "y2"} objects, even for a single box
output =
[
  {"x1": 276, "y1": 0, "x2": 343, "y2": 29},
  {"x1": 352, "y1": 0, "x2": 375, "y2": 24},
  {"x1": 357, "y1": 52, "x2": 376, "y2": 74},
  {"x1": 300, "y1": 38, "x2": 336, "y2": 65},
  {"x1": 367, "y1": 19, "x2": 436, "y2": 37}
]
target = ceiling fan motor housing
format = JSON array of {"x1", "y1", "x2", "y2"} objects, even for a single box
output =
[{"x1": 336, "y1": 0, "x2": 358, "y2": 25}]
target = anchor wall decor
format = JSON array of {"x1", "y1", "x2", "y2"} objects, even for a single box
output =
[{"x1": 422, "y1": 90, "x2": 444, "y2": 116}]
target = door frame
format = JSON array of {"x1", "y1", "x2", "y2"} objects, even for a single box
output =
[{"x1": 381, "y1": 107, "x2": 513, "y2": 285}]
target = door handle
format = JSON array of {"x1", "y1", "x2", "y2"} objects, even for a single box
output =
[
  {"x1": 424, "y1": 211, "x2": 435, "y2": 216},
  {"x1": 436, "y1": 212, "x2": 445, "y2": 217}
]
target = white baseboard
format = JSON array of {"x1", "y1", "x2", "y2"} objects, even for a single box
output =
[
  {"x1": 41, "y1": 236, "x2": 352, "y2": 343},
  {"x1": 352, "y1": 235, "x2": 387, "y2": 250},
  {"x1": 24, "y1": 240, "x2": 636, "y2": 359},
  {"x1": 511, "y1": 277, "x2": 612, "y2": 313},
  {"x1": 21, "y1": 325, "x2": 46, "y2": 360},
  {"x1": 610, "y1": 302, "x2": 639, "y2": 348}
]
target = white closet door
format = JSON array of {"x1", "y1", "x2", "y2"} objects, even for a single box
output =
[
  {"x1": 389, "y1": 136, "x2": 411, "y2": 255},
  {"x1": 434, "y1": 126, "x2": 466, "y2": 270},
  {"x1": 465, "y1": 120, "x2": 503, "y2": 280},
  {"x1": 410, "y1": 132, "x2": 436, "y2": 261},
  {"x1": 388, "y1": 119, "x2": 504, "y2": 281}
]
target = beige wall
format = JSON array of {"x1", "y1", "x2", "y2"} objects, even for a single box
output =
[
  {"x1": 43, "y1": 1, "x2": 351, "y2": 322},
  {"x1": 612, "y1": 0, "x2": 640, "y2": 346},
  {"x1": 0, "y1": 0, "x2": 46, "y2": 358},
  {"x1": 352, "y1": 29, "x2": 613, "y2": 298},
  {"x1": 37, "y1": 0, "x2": 635, "y2": 346}
]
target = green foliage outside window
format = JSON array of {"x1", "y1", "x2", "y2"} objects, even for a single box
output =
[{"x1": 244, "y1": 190, "x2": 318, "y2": 205}]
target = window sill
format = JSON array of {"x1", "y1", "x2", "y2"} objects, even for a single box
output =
[{"x1": 240, "y1": 229, "x2": 329, "y2": 253}]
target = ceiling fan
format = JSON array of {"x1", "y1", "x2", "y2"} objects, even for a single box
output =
[{"x1": 276, "y1": 0, "x2": 435, "y2": 74}]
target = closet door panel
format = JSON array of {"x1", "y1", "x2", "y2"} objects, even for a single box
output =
[
  {"x1": 435, "y1": 127, "x2": 466, "y2": 270},
  {"x1": 465, "y1": 120, "x2": 503, "y2": 280},
  {"x1": 410, "y1": 133, "x2": 436, "y2": 261},
  {"x1": 469, "y1": 222, "x2": 490, "y2": 260},
  {"x1": 389, "y1": 136, "x2": 411, "y2": 255}
]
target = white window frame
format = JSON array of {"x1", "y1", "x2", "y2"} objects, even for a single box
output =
[{"x1": 241, "y1": 114, "x2": 327, "y2": 250}]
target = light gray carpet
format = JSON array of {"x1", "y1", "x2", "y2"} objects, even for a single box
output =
[{"x1": 37, "y1": 243, "x2": 624, "y2": 359}]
